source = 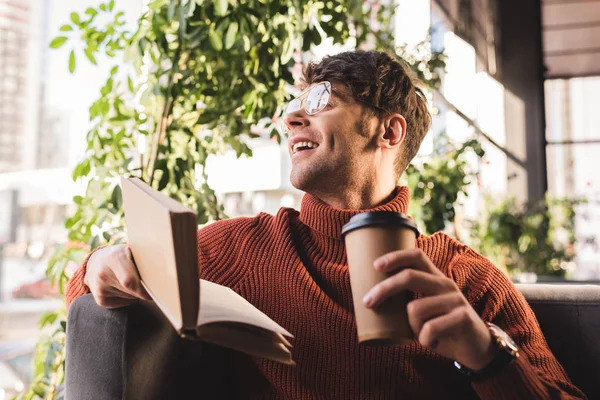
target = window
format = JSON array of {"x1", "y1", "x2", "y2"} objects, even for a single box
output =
[{"x1": 545, "y1": 78, "x2": 600, "y2": 280}]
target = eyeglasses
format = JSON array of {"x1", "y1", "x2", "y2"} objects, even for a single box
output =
[
  {"x1": 284, "y1": 81, "x2": 334, "y2": 117},
  {"x1": 283, "y1": 81, "x2": 389, "y2": 122}
]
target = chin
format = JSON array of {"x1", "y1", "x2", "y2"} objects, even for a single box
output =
[
  {"x1": 289, "y1": 169, "x2": 329, "y2": 195},
  {"x1": 289, "y1": 172, "x2": 309, "y2": 193}
]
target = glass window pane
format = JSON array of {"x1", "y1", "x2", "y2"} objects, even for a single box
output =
[{"x1": 547, "y1": 143, "x2": 600, "y2": 280}]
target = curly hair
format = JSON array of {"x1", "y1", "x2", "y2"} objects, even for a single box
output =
[{"x1": 302, "y1": 50, "x2": 431, "y2": 176}]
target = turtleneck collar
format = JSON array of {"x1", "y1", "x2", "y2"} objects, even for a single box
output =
[{"x1": 298, "y1": 186, "x2": 411, "y2": 240}]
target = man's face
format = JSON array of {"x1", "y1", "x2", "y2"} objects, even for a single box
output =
[{"x1": 283, "y1": 82, "x2": 380, "y2": 194}]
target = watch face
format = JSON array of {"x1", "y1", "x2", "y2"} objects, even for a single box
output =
[{"x1": 488, "y1": 323, "x2": 519, "y2": 354}]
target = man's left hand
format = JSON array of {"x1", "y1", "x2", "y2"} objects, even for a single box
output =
[{"x1": 363, "y1": 248, "x2": 497, "y2": 371}]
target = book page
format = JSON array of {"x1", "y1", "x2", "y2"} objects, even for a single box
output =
[
  {"x1": 122, "y1": 177, "x2": 184, "y2": 327},
  {"x1": 197, "y1": 279, "x2": 293, "y2": 338},
  {"x1": 141, "y1": 280, "x2": 182, "y2": 331},
  {"x1": 122, "y1": 177, "x2": 200, "y2": 331},
  {"x1": 199, "y1": 324, "x2": 294, "y2": 365}
]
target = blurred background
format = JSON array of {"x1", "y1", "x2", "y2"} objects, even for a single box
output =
[{"x1": 1, "y1": 0, "x2": 599, "y2": 397}]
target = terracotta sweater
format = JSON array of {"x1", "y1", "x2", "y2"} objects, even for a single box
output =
[{"x1": 66, "y1": 187, "x2": 586, "y2": 399}]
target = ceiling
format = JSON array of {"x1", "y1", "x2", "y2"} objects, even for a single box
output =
[{"x1": 543, "y1": 0, "x2": 600, "y2": 78}]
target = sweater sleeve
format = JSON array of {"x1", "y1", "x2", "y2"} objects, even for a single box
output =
[
  {"x1": 65, "y1": 246, "x2": 104, "y2": 310},
  {"x1": 451, "y1": 249, "x2": 587, "y2": 399},
  {"x1": 65, "y1": 215, "x2": 261, "y2": 311}
]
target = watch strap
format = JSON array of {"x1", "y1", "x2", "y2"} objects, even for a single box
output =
[
  {"x1": 454, "y1": 322, "x2": 519, "y2": 382},
  {"x1": 454, "y1": 350, "x2": 515, "y2": 382}
]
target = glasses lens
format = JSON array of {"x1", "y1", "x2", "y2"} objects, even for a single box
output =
[
  {"x1": 285, "y1": 98, "x2": 302, "y2": 116},
  {"x1": 305, "y1": 83, "x2": 330, "y2": 114}
]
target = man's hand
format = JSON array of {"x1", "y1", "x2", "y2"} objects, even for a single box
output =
[
  {"x1": 84, "y1": 244, "x2": 150, "y2": 309},
  {"x1": 362, "y1": 249, "x2": 497, "y2": 371}
]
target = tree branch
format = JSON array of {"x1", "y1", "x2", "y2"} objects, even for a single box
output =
[{"x1": 146, "y1": 45, "x2": 182, "y2": 187}]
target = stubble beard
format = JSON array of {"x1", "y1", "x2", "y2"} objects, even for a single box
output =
[
  {"x1": 290, "y1": 119, "x2": 370, "y2": 194},
  {"x1": 290, "y1": 156, "x2": 334, "y2": 194},
  {"x1": 290, "y1": 154, "x2": 359, "y2": 199}
]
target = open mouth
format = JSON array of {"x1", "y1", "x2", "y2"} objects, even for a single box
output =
[{"x1": 292, "y1": 141, "x2": 319, "y2": 154}]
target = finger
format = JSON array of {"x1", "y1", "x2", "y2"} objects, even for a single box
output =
[
  {"x1": 102, "y1": 286, "x2": 140, "y2": 299},
  {"x1": 407, "y1": 292, "x2": 466, "y2": 337},
  {"x1": 364, "y1": 268, "x2": 456, "y2": 308},
  {"x1": 418, "y1": 307, "x2": 469, "y2": 349},
  {"x1": 89, "y1": 270, "x2": 140, "y2": 303},
  {"x1": 94, "y1": 292, "x2": 141, "y2": 309},
  {"x1": 111, "y1": 249, "x2": 150, "y2": 300},
  {"x1": 374, "y1": 249, "x2": 444, "y2": 276},
  {"x1": 125, "y1": 247, "x2": 151, "y2": 299}
]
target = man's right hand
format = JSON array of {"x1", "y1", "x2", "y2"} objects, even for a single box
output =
[{"x1": 84, "y1": 244, "x2": 150, "y2": 308}]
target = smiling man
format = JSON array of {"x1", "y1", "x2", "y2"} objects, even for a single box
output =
[{"x1": 66, "y1": 50, "x2": 586, "y2": 399}]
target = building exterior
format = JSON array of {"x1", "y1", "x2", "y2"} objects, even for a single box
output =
[
  {"x1": 0, "y1": 0, "x2": 69, "y2": 173},
  {"x1": 0, "y1": 0, "x2": 32, "y2": 172}
]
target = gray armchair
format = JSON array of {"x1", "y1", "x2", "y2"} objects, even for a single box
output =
[
  {"x1": 65, "y1": 284, "x2": 600, "y2": 399},
  {"x1": 65, "y1": 294, "x2": 236, "y2": 400}
]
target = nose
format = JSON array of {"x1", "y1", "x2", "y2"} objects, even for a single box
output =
[{"x1": 283, "y1": 107, "x2": 310, "y2": 132}]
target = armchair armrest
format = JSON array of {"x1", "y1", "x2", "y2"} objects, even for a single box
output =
[
  {"x1": 65, "y1": 294, "x2": 233, "y2": 400},
  {"x1": 517, "y1": 283, "x2": 600, "y2": 399}
]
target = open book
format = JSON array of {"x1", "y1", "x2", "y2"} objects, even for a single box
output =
[{"x1": 120, "y1": 176, "x2": 294, "y2": 365}]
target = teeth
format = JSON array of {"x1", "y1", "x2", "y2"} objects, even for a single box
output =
[{"x1": 292, "y1": 141, "x2": 319, "y2": 153}]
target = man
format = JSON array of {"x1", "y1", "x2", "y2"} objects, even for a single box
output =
[{"x1": 66, "y1": 50, "x2": 586, "y2": 399}]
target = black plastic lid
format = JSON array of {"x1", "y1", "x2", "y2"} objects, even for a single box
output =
[{"x1": 341, "y1": 211, "x2": 420, "y2": 238}]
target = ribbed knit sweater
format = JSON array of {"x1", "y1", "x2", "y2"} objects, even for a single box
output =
[{"x1": 66, "y1": 187, "x2": 586, "y2": 399}]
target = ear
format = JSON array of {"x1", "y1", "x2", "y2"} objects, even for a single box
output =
[{"x1": 378, "y1": 113, "x2": 406, "y2": 149}]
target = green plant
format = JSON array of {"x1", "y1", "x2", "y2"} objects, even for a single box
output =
[
  {"x1": 25, "y1": 1, "x2": 450, "y2": 399},
  {"x1": 404, "y1": 134, "x2": 485, "y2": 236},
  {"x1": 469, "y1": 196, "x2": 583, "y2": 278},
  {"x1": 394, "y1": 34, "x2": 446, "y2": 90}
]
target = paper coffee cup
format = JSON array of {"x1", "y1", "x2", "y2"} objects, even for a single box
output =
[{"x1": 341, "y1": 211, "x2": 420, "y2": 346}]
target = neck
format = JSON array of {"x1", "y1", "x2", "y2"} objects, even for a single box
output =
[
  {"x1": 299, "y1": 185, "x2": 410, "y2": 240},
  {"x1": 310, "y1": 180, "x2": 397, "y2": 210}
]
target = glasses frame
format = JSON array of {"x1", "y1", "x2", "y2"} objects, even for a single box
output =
[
  {"x1": 284, "y1": 81, "x2": 333, "y2": 117},
  {"x1": 283, "y1": 81, "x2": 390, "y2": 119}
]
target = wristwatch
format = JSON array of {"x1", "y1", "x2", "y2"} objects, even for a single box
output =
[{"x1": 453, "y1": 322, "x2": 520, "y2": 382}]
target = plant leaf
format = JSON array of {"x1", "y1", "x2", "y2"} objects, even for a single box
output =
[
  {"x1": 158, "y1": 169, "x2": 170, "y2": 190},
  {"x1": 214, "y1": 0, "x2": 228, "y2": 16},
  {"x1": 168, "y1": 0, "x2": 175, "y2": 21},
  {"x1": 49, "y1": 36, "x2": 68, "y2": 48},
  {"x1": 84, "y1": 48, "x2": 97, "y2": 65},
  {"x1": 70, "y1": 12, "x2": 81, "y2": 26},
  {"x1": 224, "y1": 21, "x2": 238, "y2": 50},
  {"x1": 32, "y1": 383, "x2": 46, "y2": 397},
  {"x1": 209, "y1": 29, "x2": 223, "y2": 51},
  {"x1": 111, "y1": 184, "x2": 123, "y2": 210},
  {"x1": 91, "y1": 235, "x2": 100, "y2": 250},
  {"x1": 281, "y1": 35, "x2": 293, "y2": 64},
  {"x1": 128, "y1": 76, "x2": 135, "y2": 92},
  {"x1": 59, "y1": 24, "x2": 73, "y2": 32},
  {"x1": 68, "y1": 50, "x2": 76, "y2": 73},
  {"x1": 38, "y1": 311, "x2": 58, "y2": 328}
]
